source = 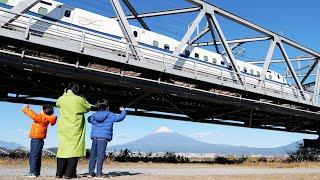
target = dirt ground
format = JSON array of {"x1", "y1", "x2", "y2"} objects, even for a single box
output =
[{"x1": 1, "y1": 159, "x2": 320, "y2": 179}]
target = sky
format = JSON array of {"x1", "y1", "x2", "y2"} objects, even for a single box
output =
[{"x1": 1, "y1": 0, "x2": 319, "y2": 149}]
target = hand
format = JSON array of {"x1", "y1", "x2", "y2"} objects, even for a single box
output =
[
  {"x1": 23, "y1": 104, "x2": 29, "y2": 109},
  {"x1": 119, "y1": 106, "x2": 125, "y2": 111}
]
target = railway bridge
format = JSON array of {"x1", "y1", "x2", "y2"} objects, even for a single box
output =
[{"x1": 0, "y1": 0, "x2": 320, "y2": 139}]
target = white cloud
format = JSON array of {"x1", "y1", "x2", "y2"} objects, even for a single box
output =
[{"x1": 192, "y1": 131, "x2": 224, "y2": 140}]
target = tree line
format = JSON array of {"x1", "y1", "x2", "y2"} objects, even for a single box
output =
[{"x1": 2, "y1": 143, "x2": 320, "y2": 163}]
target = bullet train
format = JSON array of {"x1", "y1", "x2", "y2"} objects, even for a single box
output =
[{"x1": 0, "y1": 0, "x2": 307, "y2": 99}]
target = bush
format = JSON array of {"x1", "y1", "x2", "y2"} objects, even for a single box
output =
[
  {"x1": 213, "y1": 155, "x2": 247, "y2": 164},
  {"x1": 113, "y1": 149, "x2": 189, "y2": 163},
  {"x1": 287, "y1": 143, "x2": 320, "y2": 162}
]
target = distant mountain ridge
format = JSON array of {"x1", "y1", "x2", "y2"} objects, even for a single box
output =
[
  {"x1": 0, "y1": 140, "x2": 24, "y2": 150},
  {"x1": 0, "y1": 127, "x2": 302, "y2": 156},
  {"x1": 109, "y1": 127, "x2": 301, "y2": 155}
]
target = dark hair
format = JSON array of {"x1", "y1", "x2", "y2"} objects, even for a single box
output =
[
  {"x1": 67, "y1": 82, "x2": 80, "y2": 95},
  {"x1": 96, "y1": 99, "x2": 109, "y2": 111},
  {"x1": 43, "y1": 104, "x2": 54, "y2": 116}
]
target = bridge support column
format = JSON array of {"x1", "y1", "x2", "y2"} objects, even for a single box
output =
[{"x1": 0, "y1": 0, "x2": 41, "y2": 26}]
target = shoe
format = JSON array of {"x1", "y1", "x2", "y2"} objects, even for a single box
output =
[
  {"x1": 94, "y1": 174, "x2": 108, "y2": 179},
  {"x1": 24, "y1": 173, "x2": 37, "y2": 178},
  {"x1": 87, "y1": 172, "x2": 96, "y2": 178},
  {"x1": 55, "y1": 175, "x2": 63, "y2": 178},
  {"x1": 64, "y1": 175, "x2": 77, "y2": 179}
]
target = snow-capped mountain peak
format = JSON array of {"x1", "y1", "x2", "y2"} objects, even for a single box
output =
[{"x1": 152, "y1": 127, "x2": 174, "y2": 134}]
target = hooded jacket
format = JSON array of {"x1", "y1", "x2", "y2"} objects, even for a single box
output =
[
  {"x1": 56, "y1": 90, "x2": 91, "y2": 158},
  {"x1": 88, "y1": 110, "x2": 127, "y2": 141},
  {"x1": 23, "y1": 106, "x2": 57, "y2": 139}
]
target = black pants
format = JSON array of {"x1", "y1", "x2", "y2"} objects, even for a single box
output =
[{"x1": 56, "y1": 157, "x2": 79, "y2": 178}]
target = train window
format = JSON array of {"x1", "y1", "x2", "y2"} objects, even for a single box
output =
[
  {"x1": 250, "y1": 69, "x2": 254, "y2": 75},
  {"x1": 221, "y1": 61, "x2": 225, "y2": 66},
  {"x1": 184, "y1": 50, "x2": 190, "y2": 57},
  {"x1": 153, "y1": 41, "x2": 159, "y2": 47},
  {"x1": 257, "y1": 71, "x2": 261, "y2": 77},
  {"x1": 133, "y1": 31, "x2": 138, "y2": 37},
  {"x1": 0, "y1": 0, "x2": 8, "y2": 4},
  {"x1": 195, "y1": 53, "x2": 199, "y2": 59},
  {"x1": 38, "y1": 7, "x2": 48, "y2": 15},
  {"x1": 243, "y1": 67, "x2": 247, "y2": 73},
  {"x1": 204, "y1": 56, "x2": 208, "y2": 61},
  {"x1": 269, "y1": 75, "x2": 273, "y2": 80},
  {"x1": 64, "y1": 10, "x2": 71, "y2": 17},
  {"x1": 164, "y1": 44, "x2": 170, "y2": 51},
  {"x1": 212, "y1": 58, "x2": 217, "y2": 64},
  {"x1": 277, "y1": 74, "x2": 280, "y2": 79}
]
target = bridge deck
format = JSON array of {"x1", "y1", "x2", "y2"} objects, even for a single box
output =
[{"x1": 0, "y1": 7, "x2": 319, "y2": 134}]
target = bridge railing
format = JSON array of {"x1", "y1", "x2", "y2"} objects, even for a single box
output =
[{"x1": 0, "y1": 7, "x2": 318, "y2": 107}]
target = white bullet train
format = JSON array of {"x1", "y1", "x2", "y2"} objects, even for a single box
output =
[{"x1": 0, "y1": 0, "x2": 307, "y2": 99}]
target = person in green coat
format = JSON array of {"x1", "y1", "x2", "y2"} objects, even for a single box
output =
[{"x1": 55, "y1": 82, "x2": 91, "y2": 179}]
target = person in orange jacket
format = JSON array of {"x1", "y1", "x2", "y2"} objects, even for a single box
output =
[{"x1": 22, "y1": 104, "x2": 57, "y2": 178}]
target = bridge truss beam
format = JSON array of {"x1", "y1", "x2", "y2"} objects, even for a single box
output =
[
  {"x1": 0, "y1": 0, "x2": 40, "y2": 26},
  {"x1": 192, "y1": 36, "x2": 271, "y2": 47},
  {"x1": 116, "y1": 0, "x2": 320, "y2": 95},
  {"x1": 110, "y1": 0, "x2": 145, "y2": 61},
  {"x1": 112, "y1": 7, "x2": 201, "y2": 19},
  {"x1": 122, "y1": 0, "x2": 150, "y2": 30}
]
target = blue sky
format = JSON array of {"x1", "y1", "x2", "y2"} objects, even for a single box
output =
[{"x1": 1, "y1": 0, "x2": 319, "y2": 149}]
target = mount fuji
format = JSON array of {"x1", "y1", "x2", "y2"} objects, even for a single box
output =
[{"x1": 108, "y1": 127, "x2": 300, "y2": 155}]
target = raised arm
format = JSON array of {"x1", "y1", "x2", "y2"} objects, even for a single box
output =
[
  {"x1": 22, "y1": 105, "x2": 43, "y2": 124},
  {"x1": 79, "y1": 98, "x2": 92, "y2": 113},
  {"x1": 113, "y1": 107, "x2": 127, "y2": 122}
]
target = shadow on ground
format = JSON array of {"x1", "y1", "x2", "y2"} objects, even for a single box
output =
[
  {"x1": 108, "y1": 171, "x2": 142, "y2": 177},
  {"x1": 79, "y1": 171, "x2": 142, "y2": 178}
]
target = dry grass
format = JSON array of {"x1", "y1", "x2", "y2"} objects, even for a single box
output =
[
  {"x1": 108, "y1": 161, "x2": 320, "y2": 169},
  {"x1": 2, "y1": 158, "x2": 320, "y2": 169}
]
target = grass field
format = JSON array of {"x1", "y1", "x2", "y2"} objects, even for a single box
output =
[{"x1": 1, "y1": 159, "x2": 320, "y2": 179}]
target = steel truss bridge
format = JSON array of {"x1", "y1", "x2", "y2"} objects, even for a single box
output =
[{"x1": 0, "y1": 0, "x2": 320, "y2": 135}]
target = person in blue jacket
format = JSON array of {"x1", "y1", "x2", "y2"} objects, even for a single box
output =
[{"x1": 87, "y1": 99, "x2": 127, "y2": 178}]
